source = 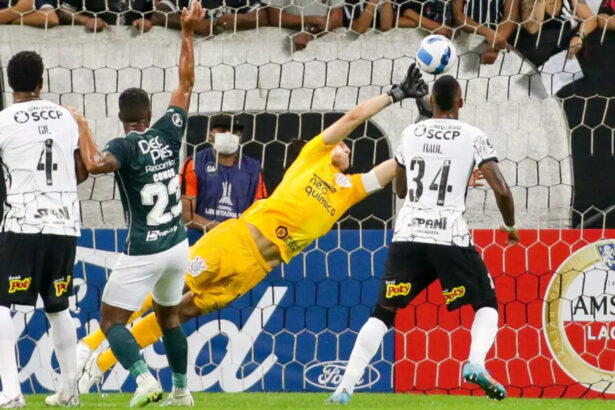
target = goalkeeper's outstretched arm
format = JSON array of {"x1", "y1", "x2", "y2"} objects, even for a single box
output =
[
  {"x1": 168, "y1": 2, "x2": 205, "y2": 112},
  {"x1": 321, "y1": 63, "x2": 428, "y2": 146}
]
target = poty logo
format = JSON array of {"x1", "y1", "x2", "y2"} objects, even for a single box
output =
[
  {"x1": 544, "y1": 240, "x2": 615, "y2": 394},
  {"x1": 442, "y1": 286, "x2": 465, "y2": 304},
  {"x1": 138, "y1": 136, "x2": 173, "y2": 163},
  {"x1": 8, "y1": 277, "x2": 31, "y2": 293},
  {"x1": 54, "y1": 275, "x2": 71, "y2": 297},
  {"x1": 304, "y1": 361, "x2": 380, "y2": 391},
  {"x1": 172, "y1": 113, "x2": 183, "y2": 127},
  {"x1": 385, "y1": 282, "x2": 411, "y2": 298}
]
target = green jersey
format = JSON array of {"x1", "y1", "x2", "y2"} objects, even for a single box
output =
[{"x1": 104, "y1": 106, "x2": 188, "y2": 255}]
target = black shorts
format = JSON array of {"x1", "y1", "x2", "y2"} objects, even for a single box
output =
[
  {"x1": 0, "y1": 232, "x2": 77, "y2": 313},
  {"x1": 377, "y1": 241, "x2": 496, "y2": 311}
]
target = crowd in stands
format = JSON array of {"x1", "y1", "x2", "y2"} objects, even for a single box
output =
[{"x1": 1, "y1": 0, "x2": 612, "y2": 58}]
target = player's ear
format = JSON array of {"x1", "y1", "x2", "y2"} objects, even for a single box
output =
[
  {"x1": 148, "y1": 111, "x2": 152, "y2": 124},
  {"x1": 429, "y1": 94, "x2": 434, "y2": 110},
  {"x1": 118, "y1": 112, "x2": 124, "y2": 123},
  {"x1": 459, "y1": 98, "x2": 464, "y2": 109}
]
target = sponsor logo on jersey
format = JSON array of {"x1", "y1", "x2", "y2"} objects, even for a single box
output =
[
  {"x1": 54, "y1": 275, "x2": 71, "y2": 297},
  {"x1": 8, "y1": 276, "x2": 31, "y2": 293},
  {"x1": 414, "y1": 125, "x2": 460, "y2": 140},
  {"x1": 411, "y1": 217, "x2": 447, "y2": 230},
  {"x1": 442, "y1": 286, "x2": 465, "y2": 304},
  {"x1": 304, "y1": 360, "x2": 380, "y2": 391},
  {"x1": 305, "y1": 174, "x2": 337, "y2": 216},
  {"x1": 146, "y1": 225, "x2": 179, "y2": 242},
  {"x1": 138, "y1": 136, "x2": 173, "y2": 163},
  {"x1": 14, "y1": 109, "x2": 64, "y2": 123},
  {"x1": 172, "y1": 113, "x2": 184, "y2": 127},
  {"x1": 544, "y1": 240, "x2": 615, "y2": 394},
  {"x1": 386, "y1": 282, "x2": 411, "y2": 298},
  {"x1": 187, "y1": 256, "x2": 207, "y2": 277},
  {"x1": 34, "y1": 207, "x2": 71, "y2": 221}
]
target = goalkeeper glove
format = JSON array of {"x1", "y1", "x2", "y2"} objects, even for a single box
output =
[{"x1": 388, "y1": 63, "x2": 429, "y2": 103}]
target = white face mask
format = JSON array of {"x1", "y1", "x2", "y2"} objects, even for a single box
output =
[{"x1": 213, "y1": 131, "x2": 240, "y2": 155}]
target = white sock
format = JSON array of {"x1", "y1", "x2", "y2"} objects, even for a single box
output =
[
  {"x1": 0, "y1": 306, "x2": 21, "y2": 398},
  {"x1": 468, "y1": 307, "x2": 499, "y2": 366},
  {"x1": 335, "y1": 317, "x2": 388, "y2": 395},
  {"x1": 46, "y1": 309, "x2": 77, "y2": 397}
]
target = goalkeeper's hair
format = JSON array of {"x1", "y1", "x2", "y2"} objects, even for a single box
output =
[
  {"x1": 432, "y1": 75, "x2": 461, "y2": 112},
  {"x1": 7, "y1": 51, "x2": 44, "y2": 93},
  {"x1": 118, "y1": 88, "x2": 151, "y2": 123}
]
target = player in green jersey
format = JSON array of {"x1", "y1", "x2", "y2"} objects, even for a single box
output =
[{"x1": 71, "y1": 2, "x2": 205, "y2": 407}]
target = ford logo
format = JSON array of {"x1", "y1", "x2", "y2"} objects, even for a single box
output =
[{"x1": 303, "y1": 360, "x2": 380, "y2": 391}]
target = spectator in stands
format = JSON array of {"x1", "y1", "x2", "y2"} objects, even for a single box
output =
[
  {"x1": 517, "y1": 0, "x2": 597, "y2": 65},
  {"x1": 452, "y1": 0, "x2": 518, "y2": 63},
  {"x1": 265, "y1": 0, "x2": 344, "y2": 50},
  {"x1": 343, "y1": 0, "x2": 394, "y2": 33},
  {"x1": 152, "y1": 0, "x2": 265, "y2": 35},
  {"x1": 598, "y1": 0, "x2": 614, "y2": 31},
  {"x1": 0, "y1": 0, "x2": 58, "y2": 27},
  {"x1": 180, "y1": 114, "x2": 267, "y2": 244},
  {"x1": 395, "y1": 0, "x2": 454, "y2": 37},
  {"x1": 58, "y1": 0, "x2": 123, "y2": 31},
  {"x1": 124, "y1": 0, "x2": 154, "y2": 33}
]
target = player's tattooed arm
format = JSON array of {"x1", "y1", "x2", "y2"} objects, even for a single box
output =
[
  {"x1": 169, "y1": 2, "x2": 205, "y2": 112},
  {"x1": 68, "y1": 107, "x2": 119, "y2": 174}
]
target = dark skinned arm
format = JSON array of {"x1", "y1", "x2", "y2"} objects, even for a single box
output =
[
  {"x1": 395, "y1": 164, "x2": 407, "y2": 199},
  {"x1": 168, "y1": 3, "x2": 204, "y2": 111},
  {"x1": 480, "y1": 160, "x2": 519, "y2": 244},
  {"x1": 74, "y1": 151, "x2": 89, "y2": 184},
  {"x1": 350, "y1": 0, "x2": 378, "y2": 34},
  {"x1": 181, "y1": 196, "x2": 219, "y2": 232}
]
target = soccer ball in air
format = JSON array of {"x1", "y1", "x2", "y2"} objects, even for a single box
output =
[{"x1": 416, "y1": 35, "x2": 457, "y2": 75}]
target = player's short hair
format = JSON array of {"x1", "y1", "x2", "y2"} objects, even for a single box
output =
[
  {"x1": 118, "y1": 88, "x2": 151, "y2": 123},
  {"x1": 7, "y1": 51, "x2": 44, "y2": 93},
  {"x1": 432, "y1": 75, "x2": 461, "y2": 112}
]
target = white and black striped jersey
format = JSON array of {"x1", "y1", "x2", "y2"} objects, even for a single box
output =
[
  {"x1": 394, "y1": 118, "x2": 497, "y2": 247},
  {"x1": 0, "y1": 100, "x2": 80, "y2": 236}
]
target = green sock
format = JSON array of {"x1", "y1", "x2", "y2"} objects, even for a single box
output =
[
  {"x1": 106, "y1": 324, "x2": 147, "y2": 376},
  {"x1": 162, "y1": 326, "x2": 188, "y2": 388}
]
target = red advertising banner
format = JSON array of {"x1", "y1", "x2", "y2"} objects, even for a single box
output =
[{"x1": 394, "y1": 229, "x2": 615, "y2": 398}]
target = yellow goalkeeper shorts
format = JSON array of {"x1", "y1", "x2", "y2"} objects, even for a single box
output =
[{"x1": 185, "y1": 218, "x2": 271, "y2": 313}]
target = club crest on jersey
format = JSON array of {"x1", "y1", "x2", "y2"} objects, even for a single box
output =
[
  {"x1": 443, "y1": 286, "x2": 465, "y2": 304},
  {"x1": 335, "y1": 173, "x2": 352, "y2": 188},
  {"x1": 188, "y1": 256, "x2": 207, "y2": 277},
  {"x1": 8, "y1": 276, "x2": 31, "y2": 293},
  {"x1": 54, "y1": 275, "x2": 71, "y2": 297},
  {"x1": 172, "y1": 113, "x2": 184, "y2": 127},
  {"x1": 14, "y1": 111, "x2": 29, "y2": 123},
  {"x1": 386, "y1": 282, "x2": 411, "y2": 298},
  {"x1": 138, "y1": 136, "x2": 173, "y2": 163}
]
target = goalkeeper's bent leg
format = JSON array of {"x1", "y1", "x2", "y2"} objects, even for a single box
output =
[
  {"x1": 334, "y1": 305, "x2": 396, "y2": 396},
  {"x1": 83, "y1": 293, "x2": 154, "y2": 351}
]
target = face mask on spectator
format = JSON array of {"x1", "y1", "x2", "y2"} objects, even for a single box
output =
[{"x1": 213, "y1": 131, "x2": 240, "y2": 155}]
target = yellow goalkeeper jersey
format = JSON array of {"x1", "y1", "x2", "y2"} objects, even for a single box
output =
[{"x1": 242, "y1": 134, "x2": 367, "y2": 263}]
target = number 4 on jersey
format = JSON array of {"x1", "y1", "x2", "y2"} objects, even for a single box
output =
[
  {"x1": 37, "y1": 139, "x2": 58, "y2": 186},
  {"x1": 429, "y1": 159, "x2": 452, "y2": 206}
]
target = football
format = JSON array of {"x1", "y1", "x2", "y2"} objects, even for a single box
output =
[{"x1": 416, "y1": 34, "x2": 457, "y2": 75}]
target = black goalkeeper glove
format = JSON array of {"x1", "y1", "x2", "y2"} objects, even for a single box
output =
[
  {"x1": 415, "y1": 95, "x2": 433, "y2": 119},
  {"x1": 388, "y1": 63, "x2": 429, "y2": 103}
]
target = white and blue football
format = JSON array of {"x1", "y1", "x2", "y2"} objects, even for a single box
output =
[{"x1": 416, "y1": 34, "x2": 457, "y2": 75}]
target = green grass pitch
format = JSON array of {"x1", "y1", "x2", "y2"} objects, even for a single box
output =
[{"x1": 22, "y1": 393, "x2": 612, "y2": 409}]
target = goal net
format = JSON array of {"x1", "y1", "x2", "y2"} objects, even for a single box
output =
[{"x1": 0, "y1": 5, "x2": 614, "y2": 398}]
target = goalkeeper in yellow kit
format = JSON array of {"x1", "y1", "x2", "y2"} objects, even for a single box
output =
[{"x1": 76, "y1": 64, "x2": 430, "y2": 393}]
